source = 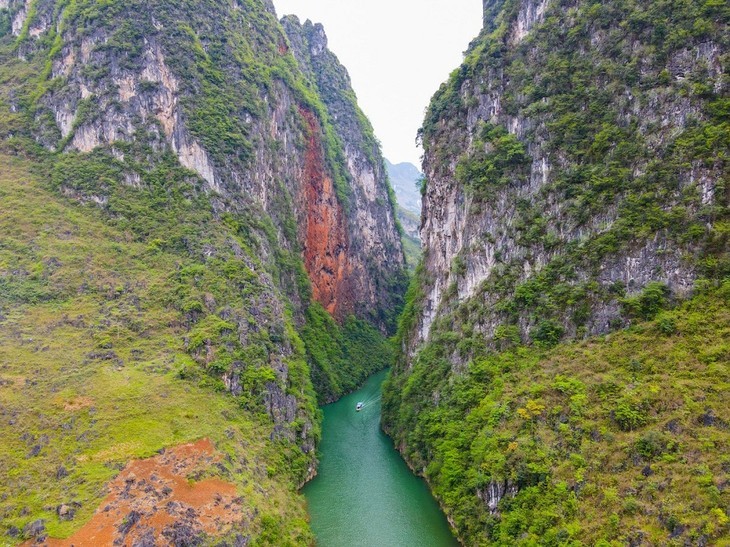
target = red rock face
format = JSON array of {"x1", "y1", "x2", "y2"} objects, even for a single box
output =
[{"x1": 299, "y1": 107, "x2": 354, "y2": 319}]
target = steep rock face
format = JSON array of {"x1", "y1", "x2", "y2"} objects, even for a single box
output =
[
  {"x1": 299, "y1": 106, "x2": 352, "y2": 316},
  {"x1": 383, "y1": 0, "x2": 728, "y2": 544},
  {"x1": 0, "y1": 0, "x2": 404, "y2": 542},
  {"x1": 1, "y1": 0, "x2": 405, "y2": 331},
  {"x1": 282, "y1": 16, "x2": 407, "y2": 328},
  {"x1": 411, "y1": 0, "x2": 728, "y2": 354}
]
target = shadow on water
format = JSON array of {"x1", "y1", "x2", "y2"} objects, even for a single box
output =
[{"x1": 303, "y1": 369, "x2": 458, "y2": 547}]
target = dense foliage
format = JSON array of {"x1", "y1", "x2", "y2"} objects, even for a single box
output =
[
  {"x1": 301, "y1": 304, "x2": 395, "y2": 403},
  {"x1": 455, "y1": 123, "x2": 530, "y2": 200},
  {"x1": 384, "y1": 282, "x2": 730, "y2": 545}
]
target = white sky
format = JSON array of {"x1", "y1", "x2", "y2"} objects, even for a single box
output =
[{"x1": 272, "y1": 0, "x2": 483, "y2": 167}]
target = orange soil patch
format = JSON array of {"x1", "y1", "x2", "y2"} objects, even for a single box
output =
[
  {"x1": 31, "y1": 439, "x2": 244, "y2": 546},
  {"x1": 299, "y1": 106, "x2": 354, "y2": 320},
  {"x1": 62, "y1": 397, "x2": 94, "y2": 412}
]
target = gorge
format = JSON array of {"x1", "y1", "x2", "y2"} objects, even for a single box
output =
[{"x1": 0, "y1": 0, "x2": 728, "y2": 545}]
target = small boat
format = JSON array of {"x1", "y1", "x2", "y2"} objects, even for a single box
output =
[{"x1": 356, "y1": 402, "x2": 364, "y2": 412}]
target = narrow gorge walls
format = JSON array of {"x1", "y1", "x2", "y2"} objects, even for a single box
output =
[
  {"x1": 299, "y1": 106, "x2": 352, "y2": 318},
  {"x1": 384, "y1": 0, "x2": 728, "y2": 544},
  {"x1": 412, "y1": 0, "x2": 728, "y2": 352},
  {"x1": 0, "y1": 0, "x2": 406, "y2": 543},
  {"x1": 283, "y1": 16, "x2": 408, "y2": 332}
]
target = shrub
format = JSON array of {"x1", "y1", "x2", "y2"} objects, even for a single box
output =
[
  {"x1": 635, "y1": 430, "x2": 669, "y2": 460},
  {"x1": 494, "y1": 324, "x2": 521, "y2": 347},
  {"x1": 531, "y1": 320, "x2": 565, "y2": 347},
  {"x1": 622, "y1": 282, "x2": 671, "y2": 320},
  {"x1": 614, "y1": 398, "x2": 648, "y2": 431},
  {"x1": 455, "y1": 123, "x2": 530, "y2": 199},
  {"x1": 656, "y1": 316, "x2": 677, "y2": 335}
]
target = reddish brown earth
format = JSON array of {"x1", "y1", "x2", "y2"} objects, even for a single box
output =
[
  {"x1": 298, "y1": 107, "x2": 354, "y2": 319},
  {"x1": 28, "y1": 439, "x2": 245, "y2": 546}
]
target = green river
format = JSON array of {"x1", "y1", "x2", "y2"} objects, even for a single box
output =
[{"x1": 303, "y1": 369, "x2": 458, "y2": 546}]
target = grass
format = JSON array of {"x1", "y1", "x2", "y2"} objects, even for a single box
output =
[{"x1": 0, "y1": 155, "x2": 313, "y2": 545}]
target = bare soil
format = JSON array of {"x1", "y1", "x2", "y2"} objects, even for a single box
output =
[{"x1": 28, "y1": 439, "x2": 244, "y2": 546}]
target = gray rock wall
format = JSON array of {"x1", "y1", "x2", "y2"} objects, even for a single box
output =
[{"x1": 411, "y1": 0, "x2": 726, "y2": 357}]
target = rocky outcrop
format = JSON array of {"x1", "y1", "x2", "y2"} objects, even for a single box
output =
[
  {"x1": 299, "y1": 106, "x2": 352, "y2": 317},
  {"x1": 411, "y1": 0, "x2": 727, "y2": 354},
  {"x1": 283, "y1": 16, "x2": 407, "y2": 328},
  {"x1": 478, "y1": 479, "x2": 518, "y2": 515}
]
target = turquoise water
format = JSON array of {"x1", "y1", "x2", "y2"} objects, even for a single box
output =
[{"x1": 303, "y1": 369, "x2": 458, "y2": 547}]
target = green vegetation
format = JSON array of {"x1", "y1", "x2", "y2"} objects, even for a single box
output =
[
  {"x1": 455, "y1": 122, "x2": 530, "y2": 200},
  {"x1": 0, "y1": 155, "x2": 316, "y2": 544},
  {"x1": 302, "y1": 304, "x2": 395, "y2": 403},
  {"x1": 384, "y1": 282, "x2": 730, "y2": 545}
]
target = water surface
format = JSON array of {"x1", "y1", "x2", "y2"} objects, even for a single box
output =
[{"x1": 304, "y1": 369, "x2": 457, "y2": 546}]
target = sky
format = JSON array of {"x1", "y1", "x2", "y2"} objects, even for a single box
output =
[{"x1": 272, "y1": 0, "x2": 483, "y2": 167}]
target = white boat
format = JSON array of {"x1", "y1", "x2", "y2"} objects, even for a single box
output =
[{"x1": 356, "y1": 402, "x2": 364, "y2": 411}]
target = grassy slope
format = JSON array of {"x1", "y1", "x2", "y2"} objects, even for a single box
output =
[
  {"x1": 384, "y1": 285, "x2": 730, "y2": 545},
  {"x1": 0, "y1": 155, "x2": 313, "y2": 545}
]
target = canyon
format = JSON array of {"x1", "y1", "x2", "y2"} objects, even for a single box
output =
[{"x1": 0, "y1": 0, "x2": 727, "y2": 545}]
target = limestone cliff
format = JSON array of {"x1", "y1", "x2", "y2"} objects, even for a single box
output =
[
  {"x1": 384, "y1": 0, "x2": 728, "y2": 543},
  {"x1": 0, "y1": 0, "x2": 404, "y2": 542},
  {"x1": 1, "y1": 0, "x2": 405, "y2": 329},
  {"x1": 412, "y1": 0, "x2": 727, "y2": 353},
  {"x1": 282, "y1": 16, "x2": 407, "y2": 329}
]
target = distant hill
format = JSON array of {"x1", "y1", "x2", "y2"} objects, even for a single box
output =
[
  {"x1": 386, "y1": 159, "x2": 423, "y2": 269},
  {"x1": 386, "y1": 159, "x2": 422, "y2": 217}
]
